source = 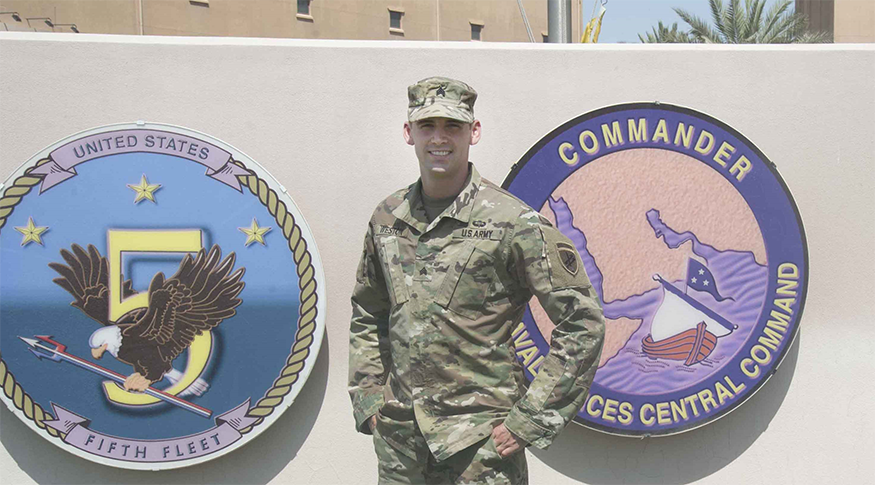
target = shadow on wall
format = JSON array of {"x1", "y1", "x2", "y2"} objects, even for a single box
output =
[
  {"x1": 1, "y1": 335, "x2": 330, "y2": 485},
  {"x1": 533, "y1": 331, "x2": 801, "y2": 484}
]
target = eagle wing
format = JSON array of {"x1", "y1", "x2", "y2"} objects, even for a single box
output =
[
  {"x1": 49, "y1": 244, "x2": 138, "y2": 326},
  {"x1": 123, "y1": 245, "x2": 245, "y2": 367}
]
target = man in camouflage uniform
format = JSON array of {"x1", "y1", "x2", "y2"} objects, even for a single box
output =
[{"x1": 349, "y1": 76, "x2": 605, "y2": 484}]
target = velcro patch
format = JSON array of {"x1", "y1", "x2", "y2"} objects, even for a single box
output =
[
  {"x1": 542, "y1": 226, "x2": 590, "y2": 290},
  {"x1": 376, "y1": 224, "x2": 404, "y2": 237},
  {"x1": 453, "y1": 228, "x2": 504, "y2": 240},
  {"x1": 556, "y1": 241, "x2": 579, "y2": 276}
]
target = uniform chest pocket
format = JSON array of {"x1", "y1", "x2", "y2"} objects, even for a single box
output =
[
  {"x1": 435, "y1": 240, "x2": 496, "y2": 320},
  {"x1": 379, "y1": 237, "x2": 409, "y2": 307}
]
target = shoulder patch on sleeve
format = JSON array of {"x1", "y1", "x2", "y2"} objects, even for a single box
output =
[
  {"x1": 541, "y1": 226, "x2": 591, "y2": 290},
  {"x1": 555, "y1": 241, "x2": 579, "y2": 276}
]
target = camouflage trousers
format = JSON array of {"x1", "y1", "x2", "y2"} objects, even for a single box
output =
[{"x1": 372, "y1": 423, "x2": 528, "y2": 485}]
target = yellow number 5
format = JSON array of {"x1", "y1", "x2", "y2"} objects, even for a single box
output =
[{"x1": 103, "y1": 229, "x2": 210, "y2": 406}]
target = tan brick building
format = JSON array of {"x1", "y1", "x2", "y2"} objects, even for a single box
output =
[
  {"x1": 0, "y1": 0, "x2": 582, "y2": 42},
  {"x1": 796, "y1": 0, "x2": 875, "y2": 42}
]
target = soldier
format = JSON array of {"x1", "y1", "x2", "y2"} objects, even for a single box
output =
[{"x1": 349, "y1": 76, "x2": 605, "y2": 484}]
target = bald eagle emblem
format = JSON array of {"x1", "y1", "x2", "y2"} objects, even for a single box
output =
[{"x1": 49, "y1": 244, "x2": 245, "y2": 395}]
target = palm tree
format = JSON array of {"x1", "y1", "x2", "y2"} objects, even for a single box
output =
[
  {"x1": 639, "y1": 21, "x2": 698, "y2": 43},
  {"x1": 639, "y1": 0, "x2": 831, "y2": 43}
]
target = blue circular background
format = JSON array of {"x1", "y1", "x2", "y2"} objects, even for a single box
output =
[{"x1": 1, "y1": 149, "x2": 301, "y2": 440}]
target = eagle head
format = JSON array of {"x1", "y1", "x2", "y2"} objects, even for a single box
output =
[{"x1": 88, "y1": 326, "x2": 122, "y2": 359}]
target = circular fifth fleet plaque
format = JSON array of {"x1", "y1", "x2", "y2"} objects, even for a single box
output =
[{"x1": 0, "y1": 122, "x2": 325, "y2": 468}]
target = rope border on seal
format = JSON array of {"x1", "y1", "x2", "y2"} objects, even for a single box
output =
[
  {"x1": 0, "y1": 156, "x2": 319, "y2": 440},
  {"x1": 231, "y1": 159, "x2": 320, "y2": 434}
]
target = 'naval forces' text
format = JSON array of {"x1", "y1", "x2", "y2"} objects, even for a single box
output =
[{"x1": 583, "y1": 374, "x2": 747, "y2": 428}]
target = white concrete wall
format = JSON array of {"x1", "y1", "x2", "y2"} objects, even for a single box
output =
[{"x1": 0, "y1": 34, "x2": 873, "y2": 484}]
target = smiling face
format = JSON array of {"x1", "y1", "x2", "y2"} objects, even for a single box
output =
[{"x1": 404, "y1": 117, "x2": 481, "y2": 184}]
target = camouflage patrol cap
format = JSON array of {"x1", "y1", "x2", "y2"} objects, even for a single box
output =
[{"x1": 407, "y1": 76, "x2": 477, "y2": 124}]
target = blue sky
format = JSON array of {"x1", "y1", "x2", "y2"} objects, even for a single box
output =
[{"x1": 589, "y1": 0, "x2": 790, "y2": 43}]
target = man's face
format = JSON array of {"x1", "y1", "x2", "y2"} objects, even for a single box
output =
[{"x1": 404, "y1": 117, "x2": 481, "y2": 180}]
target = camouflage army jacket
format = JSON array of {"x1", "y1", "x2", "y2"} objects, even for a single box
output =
[{"x1": 349, "y1": 164, "x2": 604, "y2": 462}]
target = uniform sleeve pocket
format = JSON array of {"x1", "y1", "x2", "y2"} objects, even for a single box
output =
[
  {"x1": 525, "y1": 355, "x2": 574, "y2": 411},
  {"x1": 380, "y1": 237, "x2": 409, "y2": 306}
]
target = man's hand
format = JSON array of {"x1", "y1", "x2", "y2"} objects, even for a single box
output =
[
  {"x1": 368, "y1": 415, "x2": 377, "y2": 433},
  {"x1": 491, "y1": 423, "x2": 526, "y2": 458}
]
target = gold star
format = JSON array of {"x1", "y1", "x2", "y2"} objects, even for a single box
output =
[
  {"x1": 14, "y1": 217, "x2": 49, "y2": 247},
  {"x1": 238, "y1": 218, "x2": 271, "y2": 247},
  {"x1": 127, "y1": 174, "x2": 161, "y2": 204}
]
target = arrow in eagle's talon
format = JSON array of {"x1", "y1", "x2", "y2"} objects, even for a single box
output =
[
  {"x1": 124, "y1": 373, "x2": 151, "y2": 392},
  {"x1": 18, "y1": 335, "x2": 213, "y2": 418},
  {"x1": 43, "y1": 244, "x2": 244, "y2": 418}
]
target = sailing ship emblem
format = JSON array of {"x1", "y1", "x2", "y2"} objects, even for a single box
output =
[
  {"x1": 642, "y1": 259, "x2": 737, "y2": 366},
  {"x1": 503, "y1": 103, "x2": 807, "y2": 436}
]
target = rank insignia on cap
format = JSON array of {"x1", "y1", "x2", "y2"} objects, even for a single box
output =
[{"x1": 407, "y1": 76, "x2": 477, "y2": 124}]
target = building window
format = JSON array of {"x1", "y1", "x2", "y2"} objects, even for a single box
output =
[
  {"x1": 297, "y1": 0, "x2": 313, "y2": 20},
  {"x1": 389, "y1": 8, "x2": 403, "y2": 34},
  {"x1": 470, "y1": 22, "x2": 483, "y2": 41},
  {"x1": 190, "y1": 0, "x2": 209, "y2": 6}
]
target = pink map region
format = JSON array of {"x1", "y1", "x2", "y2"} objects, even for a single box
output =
[{"x1": 529, "y1": 148, "x2": 769, "y2": 394}]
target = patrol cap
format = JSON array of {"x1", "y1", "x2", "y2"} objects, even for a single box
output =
[{"x1": 407, "y1": 76, "x2": 477, "y2": 124}]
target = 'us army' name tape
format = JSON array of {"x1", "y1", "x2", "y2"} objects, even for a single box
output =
[{"x1": 454, "y1": 228, "x2": 504, "y2": 240}]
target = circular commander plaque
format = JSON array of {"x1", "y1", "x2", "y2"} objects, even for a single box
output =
[
  {"x1": 503, "y1": 103, "x2": 807, "y2": 436},
  {"x1": 0, "y1": 122, "x2": 325, "y2": 468}
]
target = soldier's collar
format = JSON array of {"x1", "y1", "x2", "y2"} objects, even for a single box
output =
[
  {"x1": 392, "y1": 182, "x2": 428, "y2": 233},
  {"x1": 442, "y1": 163, "x2": 481, "y2": 225},
  {"x1": 392, "y1": 163, "x2": 482, "y2": 231}
]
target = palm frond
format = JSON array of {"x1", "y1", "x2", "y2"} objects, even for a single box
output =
[
  {"x1": 727, "y1": 0, "x2": 741, "y2": 43},
  {"x1": 675, "y1": 8, "x2": 723, "y2": 43},
  {"x1": 652, "y1": 0, "x2": 831, "y2": 44},
  {"x1": 639, "y1": 21, "x2": 697, "y2": 43},
  {"x1": 794, "y1": 30, "x2": 832, "y2": 43},
  {"x1": 746, "y1": 0, "x2": 767, "y2": 42}
]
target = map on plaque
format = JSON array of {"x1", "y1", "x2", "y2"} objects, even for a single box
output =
[
  {"x1": 0, "y1": 123, "x2": 325, "y2": 468},
  {"x1": 503, "y1": 104, "x2": 807, "y2": 436}
]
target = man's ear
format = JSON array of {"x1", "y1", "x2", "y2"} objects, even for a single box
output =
[
  {"x1": 470, "y1": 120, "x2": 482, "y2": 146},
  {"x1": 403, "y1": 122, "x2": 415, "y2": 146}
]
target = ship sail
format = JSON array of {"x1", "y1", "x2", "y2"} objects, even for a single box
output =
[
  {"x1": 650, "y1": 281, "x2": 732, "y2": 340},
  {"x1": 650, "y1": 273, "x2": 736, "y2": 340},
  {"x1": 642, "y1": 272, "x2": 737, "y2": 366}
]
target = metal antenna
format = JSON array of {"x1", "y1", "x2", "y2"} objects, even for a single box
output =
[{"x1": 516, "y1": 0, "x2": 535, "y2": 43}]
